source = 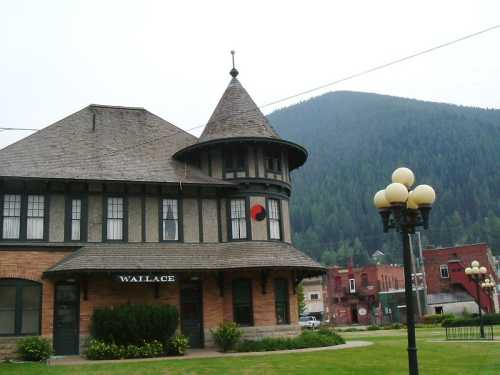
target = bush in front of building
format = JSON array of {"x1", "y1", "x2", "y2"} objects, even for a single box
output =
[
  {"x1": 210, "y1": 321, "x2": 243, "y2": 352},
  {"x1": 90, "y1": 304, "x2": 179, "y2": 346},
  {"x1": 166, "y1": 334, "x2": 190, "y2": 356},
  {"x1": 16, "y1": 336, "x2": 53, "y2": 361},
  {"x1": 441, "y1": 313, "x2": 500, "y2": 327},
  {"x1": 237, "y1": 328, "x2": 345, "y2": 352},
  {"x1": 422, "y1": 313, "x2": 455, "y2": 325},
  {"x1": 85, "y1": 338, "x2": 164, "y2": 360},
  {"x1": 367, "y1": 325, "x2": 381, "y2": 331}
]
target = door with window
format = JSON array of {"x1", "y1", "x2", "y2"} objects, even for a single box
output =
[
  {"x1": 180, "y1": 282, "x2": 204, "y2": 348},
  {"x1": 54, "y1": 283, "x2": 80, "y2": 355}
]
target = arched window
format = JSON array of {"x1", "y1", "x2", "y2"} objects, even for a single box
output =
[{"x1": 0, "y1": 279, "x2": 42, "y2": 336}]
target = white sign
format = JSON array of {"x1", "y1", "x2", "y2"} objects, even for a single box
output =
[
  {"x1": 115, "y1": 274, "x2": 176, "y2": 283},
  {"x1": 358, "y1": 308, "x2": 367, "y2": 316}
]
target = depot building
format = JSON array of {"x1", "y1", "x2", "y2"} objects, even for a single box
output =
[{"x1": 0, "y1": 65, "x2": 324, "y2": 357}]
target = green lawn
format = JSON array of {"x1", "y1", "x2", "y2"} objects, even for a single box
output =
[{"x1": 1, "y1": 328, "x2": 499, "y2": 375}]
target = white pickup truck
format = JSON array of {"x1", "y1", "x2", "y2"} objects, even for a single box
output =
[{"x1": 299, "y1": 315, "x2": 321, "y2": 329}]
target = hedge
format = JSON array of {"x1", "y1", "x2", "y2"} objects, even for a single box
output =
[
  {"x1": 91, "y1": 304, "x2": 179, "y2": 346},
  {"x1": 442, "y1": 313, "x2": 500, "y2": 327},
  {"x1": 422, "y1": 313, "x2": 454, "y2": 325},
  {"x1": 237, "y1": 328, "x2": 345, "y2": 352}
]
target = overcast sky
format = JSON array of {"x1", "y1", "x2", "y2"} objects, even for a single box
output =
[{"x1": 1, "y1": 0, "x2": 499, "y2": 149}]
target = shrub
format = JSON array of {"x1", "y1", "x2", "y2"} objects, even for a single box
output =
[
  {"x1": 16, "y1": 336, "x2": 52, "y2": 361},
  {"x1": 167, "y1": 334, "x2": 190, "y2": 356},
  {"x1": 91, "y1": 304, "x2": 179, "y2": 346},
  {"x1": 367, "y1": 325, "x2": 381, "y2": 331},
  {"x1": 211, "y1": 321, "x2": 243, "y2": 352},
  {"x1": 422, "y1": 313, "x2": 454, "y2": 325},
  {"x1": 442, "y1": 313, "x2": 500, "y2": 327},
  {"x1": 85, "y1": 338, "x2": 163, "y2": 360},
  {"x1": 237, "y1": 329, "x2": 345, "y2": 352}
]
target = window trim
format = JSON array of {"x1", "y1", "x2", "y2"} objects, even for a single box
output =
[
  {"x1": 232, "y1": 278, "x2": 254, "y2": 326},
  {"x1": 227, "y1": 197, "x2": 251, "y2": 241},
  {"x1": 64, "y1": 195, "x2": 88, "y2": 242},
  {"x1": 103, "y1": 195, "x2": 128, "y2": 242},
  {"x1": 0, "y1": 193, "x2": 48, "y2": 242},
  {"x1": 159, "y1": 197, "x2": 183, "y2": 242},
  {"x1": 266, "y1": 198, "x2": 283, "y2": 241},
  {"x1": 0, "y1": 278, "x2": 42, "y2": 337},
  {"x1": 274, "y1": 278, "x2": 290, "y2": 325},
  {"x1": 439, "y1": 264, "x2": 449, "y2": 279}
]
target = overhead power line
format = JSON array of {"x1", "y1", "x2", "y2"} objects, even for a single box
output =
[{"x1": 2, "y1": 22, "x2": 499, "y2": 163}]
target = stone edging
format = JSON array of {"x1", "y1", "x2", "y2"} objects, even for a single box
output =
[{"x1": 48, "y1": 341, "x2": 373, "y2": 366}]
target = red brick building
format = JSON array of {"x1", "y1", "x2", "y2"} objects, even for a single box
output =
[
  {"x1": 423, "y1": 243, "x2": 499, "y2": 314},
  {"x1": 326, "y1": 264, "x2": 405, "y2": 325}
]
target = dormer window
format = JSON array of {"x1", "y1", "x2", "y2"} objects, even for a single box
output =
[{"x1": 264, "y1": 149, "x2": 282, "y2": 173}]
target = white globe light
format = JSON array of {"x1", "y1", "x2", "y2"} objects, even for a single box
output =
[
  {"x1": 373, "y1": 190, "x2": 391, "y2": 209},
  {"x1": 471, "y1": 260, "x2": 480, "y2": 268},
  {"x1": 465, "y1": 267, "x2": 472, "y2": 275},
  {"x1": 406, "y1": 191, "x2": 418, "y2": 210},
  {"x1": 479, "y1": 266, "x2": 487, "y2": 274},
  {"x1": 385, "y1": 183, "x2": 409, "y2": 204},
  {"x1": 392, "y1": 167, "x2": 415, "y2": 188},
  {"x1": 472, "y1": 266, "x2": 480, "y2": 274},
  {"x1": 411, "y1": 184, "x2": 436, "y2": 205}
]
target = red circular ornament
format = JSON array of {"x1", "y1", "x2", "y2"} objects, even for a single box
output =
[{"x1": 251, "y1": 204, "x2": 266, "y2": 221}]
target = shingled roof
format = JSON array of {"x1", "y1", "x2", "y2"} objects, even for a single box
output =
[
  {"x1": 0, "y1": 105, "x2": 232, "y2": 186},
  {"x1": 198, "y1": 77, "x2": 280, "y2": 142},
  {"x1": 44, "y1": 241, "x2": 325, "y2": 274}
]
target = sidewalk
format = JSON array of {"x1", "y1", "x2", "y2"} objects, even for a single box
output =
[{"x1": 48, "y1": 340, "x2": 373, "y2": 366}]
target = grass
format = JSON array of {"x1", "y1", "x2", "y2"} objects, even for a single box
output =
[{"x1": 1, "y1": 327, "x2": 499, "y2": 375}]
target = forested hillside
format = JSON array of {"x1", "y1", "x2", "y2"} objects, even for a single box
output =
[{"x1": 268, "y1": 91, "x2": 500, "y2": 265}]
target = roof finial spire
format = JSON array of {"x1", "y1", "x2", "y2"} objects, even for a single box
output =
[{"x1": 230, "y1": 50, "x2": 239, "y2": 78}]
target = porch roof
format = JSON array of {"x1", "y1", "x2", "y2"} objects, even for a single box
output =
[{"x1": 44, "y1": 241, "x2": 325, "y2": 275}]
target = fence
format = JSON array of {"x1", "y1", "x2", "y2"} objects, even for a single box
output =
[{"x1": 445, "y1": 325, "x2": 494, "y2": 341}]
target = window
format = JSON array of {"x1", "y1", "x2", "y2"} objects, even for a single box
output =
[
  {"x1": 267, "y1": 199, "x2": 281, "y2": 240},
  {"x1": 1, "y1": 194, "x2": 46, "y2": 241},
  {"x1": 349, "y1": 278, "x2": 356, "y2": 293},
  {"x1": 233, "y1": 279, "x2": 253, "y2": 326},
  {"x1": 230, "y1": 199, "x2": 247, "y2": 240},
  {"x1": 440, "y1": 264, "x2": 449, "y2": 279},
  {"x1": 106, "y1": 197, "x2": 125, "y2": 240},
  {"x1": 2, "y1": 194, "x2": 21, "y2": 239},
  {"x1": 361, "y1": 273, "x2": 368, "y2": 287},
  {"x1": 264, "y1": 149, "x2": 282, "y2": 173},
  {"x1": 26, "y1": 195, "x2": 44, "y2": 240},
  {"x1": 310, "y1": 293, "x2": 319, "y2": 300},
  {"x1": 66, "y1": 197, "x2": 87, "y2": 242},
  {"x1": 0, "y1": 279, "x2": 41, "y2": 336},
  {"x1": 223, "y1": 147, "x2": 246, "y2": 172},
  {"x1": 161, "y1": 199, "x2": 179, "y2": 241},
  {"x1": 274, "y1": 279, "x2": 290, "y2": 324}
]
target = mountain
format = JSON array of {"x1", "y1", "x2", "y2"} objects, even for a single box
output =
[{"x1": 267, "y1": 91, "x2": 500, "y2": 265}]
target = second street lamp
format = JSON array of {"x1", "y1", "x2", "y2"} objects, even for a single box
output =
[
  {"x1": 464, "y1": 261, "x2": 493, "y2": 338},
  {"x1": 373, "y1": 167, "x2": 436, "y2": 375}
]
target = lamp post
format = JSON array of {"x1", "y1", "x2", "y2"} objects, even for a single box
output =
[
  {"x1": 464, "y1": 261, "x2": 488, "y2": 338},
  {"x1": 373, "y1": 167, "x2": 436, "y2": 375},
  {"x1": 481, "y1": 276, "x2": 497, "y2": 313}
]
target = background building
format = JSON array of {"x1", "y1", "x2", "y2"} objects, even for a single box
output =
[{"x1": 301, "y1": 276, "x2": 326, "y2": 320}]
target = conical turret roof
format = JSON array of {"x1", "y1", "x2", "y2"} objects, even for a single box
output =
[{"x1": 198, "y1": 77, "x2": 280, "y2": 142}]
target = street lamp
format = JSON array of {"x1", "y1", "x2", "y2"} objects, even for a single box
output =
[
  {"x1": 373, "y1": 167, "x2": 436, "y2": 375},
  {"x1": 481, "y1": 276, "x2": 497, "y2": 313},
  {"x1": 465, "y1": 261, "x2": 492, "y2": 338}
]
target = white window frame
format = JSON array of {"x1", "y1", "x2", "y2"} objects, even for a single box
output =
[
  {"x1": 70, "y1": 199, "x2": 82, "y2": 241},
  {"x1": 106, "y1": 197, "x2": 124, "y2": 241},
  {"x1": 26, "y1": 195, "x2": 45, "y2": 240},
  {"x1": 268, "y1": 199, "x2": 281, "y2": 240},
  {"x1": 439, "y1": 264, "x2": 449, "y2": 279},
  {"x1": 230, "y1": 199, "x2": 247, "y2": 240},
  {"x1": 2, "y1": 194, "x2": 21, "y2": 239},
  {"x1": 349, "y1": 278, "x2": 356, "y2": 293},
  {"x1": 161, "y1": 198, "x2": 179, "y2": 241}
]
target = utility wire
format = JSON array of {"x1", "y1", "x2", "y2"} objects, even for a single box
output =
[{"x1": 2, "y1": 23, "x2": 499, "y2": 163}]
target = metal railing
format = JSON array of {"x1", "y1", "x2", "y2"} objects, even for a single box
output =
[{"x1": 445, "y1": 325, "x2": 494, "y2": 341}]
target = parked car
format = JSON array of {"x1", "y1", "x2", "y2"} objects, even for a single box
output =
[{"x1": 299, "y1": 315, "x2": 321, "y2": 329}]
